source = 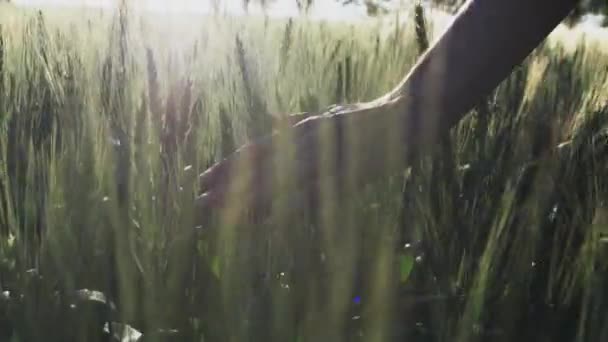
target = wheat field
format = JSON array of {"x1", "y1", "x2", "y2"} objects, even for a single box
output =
[{"x1": 1, "y1": 3, "x2": 608, "y2": 342}]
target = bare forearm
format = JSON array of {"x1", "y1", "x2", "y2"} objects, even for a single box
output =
[{"x1": 386, "y1": 0, "x2": 579, "y2": 133}]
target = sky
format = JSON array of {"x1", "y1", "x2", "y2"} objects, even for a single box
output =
[
  {"x1": 11, "y1": 0, "x2": 394, "y2": 21},
  {"x1": 10, "y1": 0, "x2": 608, "y2": 32}
]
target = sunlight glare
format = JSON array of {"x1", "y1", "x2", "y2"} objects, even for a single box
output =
[{"x1": 12, "y1": 0, "x2": 372, "y2": 21}]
